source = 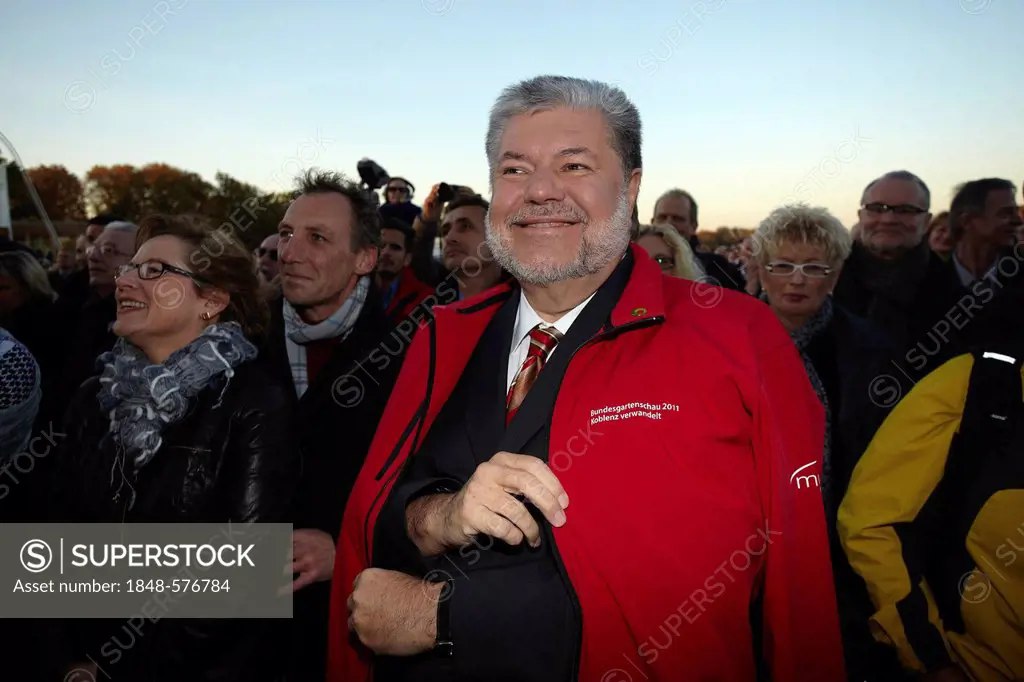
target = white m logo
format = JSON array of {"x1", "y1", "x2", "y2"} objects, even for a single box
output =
[{"x1": 789, "y1": 461, "x2": 820, "y2": 489}]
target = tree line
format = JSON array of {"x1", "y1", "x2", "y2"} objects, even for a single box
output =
[
  {"x1": 2, "y1": 158, "x2": 754, "y2": 250},
  {"x1": 2, "y1": 159, "x2": 288, "y2": 248}
]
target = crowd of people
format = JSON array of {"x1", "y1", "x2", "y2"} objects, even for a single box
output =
[{"x1": 0, "y1": 74, "x2": 1022, "y2": 682}]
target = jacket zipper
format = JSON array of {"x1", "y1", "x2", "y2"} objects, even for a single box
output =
[{"x1": 550, "y1": 315, "x2": 665, "y2": 682}]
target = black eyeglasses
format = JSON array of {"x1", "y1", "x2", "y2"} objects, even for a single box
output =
[
  {"x1": 653, "y1": 255, "x2": 675, "y2": 269},
  {"x1": 386, "y1": 186, "x2": 408, "y2": 193},
  {"x1": 764, "y1": 261, "x2": 833, "y2": 278},
  {"x1": 114, "y1": 260, "x2": 210, "y2": 286},
  {"x1": 862, "y1": 202, "x2": 927, "y2": 216},
  {"x1": 257, "y1": 248, "x2": 278, "y2": 261}
]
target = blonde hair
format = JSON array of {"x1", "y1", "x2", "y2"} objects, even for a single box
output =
[
  {"x1": 636, "y1": 223, "x2": 706, "y2": 281},
  {"x1": 753, "y1": 204, "x2": 851, "y2": 266}
]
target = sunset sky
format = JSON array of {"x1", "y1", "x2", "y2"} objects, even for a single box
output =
[{"x1": 3, "y1": 0, "x2": 1021, "y2": 228}]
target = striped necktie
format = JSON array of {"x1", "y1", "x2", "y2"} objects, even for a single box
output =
[{"x1": 506, "y1": 324, "x2": 563, "y2": 425}]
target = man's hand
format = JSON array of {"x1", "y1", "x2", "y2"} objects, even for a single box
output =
[
  {"x1": 921, "y1": 666, "x2": 971, "y2": 682},
  {"x1": 407, "y1": 452, "x2": 569, "y2": 555},
  {"x1": 348, "y1": 568, "x2": 441, "y2": 656},
  {"x1": 421, "y1": 183, "x2": 445, "y2": 223},
  {"x1": 289, "y1": 528, "x2": 336, "y2": 592}
]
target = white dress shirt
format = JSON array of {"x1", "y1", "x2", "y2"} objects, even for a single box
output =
[{"x1": 506, "y1": 291, "x2": 595, "y2": 392}]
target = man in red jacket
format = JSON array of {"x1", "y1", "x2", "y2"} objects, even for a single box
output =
[
  {"x1": 328, "y1": 75, "x2": 846, "y2": 682},
  {"x1": 377, "y1": 217, "x2": 434, "y2": 325}
]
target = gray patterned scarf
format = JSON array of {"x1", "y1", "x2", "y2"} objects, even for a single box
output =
[
  {"x1": 96, "y1": 322, "x2": 257, "y2": 507},
  {"x1": 790, "y1": 296, "x2": 835, "y2": 509},
  {"x1": 282, "y1": 275, "x2": 369, "y2": 398},
  {"x1": 761, "y1": 293, "x2": 835, "y2": 507}
]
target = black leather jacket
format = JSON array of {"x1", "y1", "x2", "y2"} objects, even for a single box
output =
[{"x1": 50, "y1": 360, "x2": 300, "y2": 681}]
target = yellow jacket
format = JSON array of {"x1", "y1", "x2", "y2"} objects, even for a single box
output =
[{"x1": 838, "y1": 353, "x2": 1024, "y2": 682}]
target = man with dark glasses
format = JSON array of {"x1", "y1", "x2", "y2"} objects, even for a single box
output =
[{"x1": 256, "y1": 234, "x2": 280, "y2": 283}]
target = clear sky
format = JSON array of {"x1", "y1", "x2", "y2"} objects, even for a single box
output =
[{"x1": 2, "y1": 0, "x2": 1021, "y2": 229}]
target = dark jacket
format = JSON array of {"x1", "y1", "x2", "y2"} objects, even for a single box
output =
[
  {"x1": 52, "y1": 291, "x2": 118, "y2": 420},
  {"x1": 49, "y1": 359, "x2": 300, "y2": 682},
  {"x1": 54, "y1": 268, "x2": 92, "y2": 311},
  {"x1": 807, "y1": 305, "x2": 909, "y2": 681},
  {"x1": 833, "y1": 242, "x2": 964, "y2": 384},
  {"x1": 258, "y1": 286, "x2": 406, "y2": 681},
  {"x1": 689, "y1": 235, "x2": 746, "y2": 291}
]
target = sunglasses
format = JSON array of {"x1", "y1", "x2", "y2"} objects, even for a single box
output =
[
  {"x1": 257, "y1": 248, "x2": 278, "y2": 261},
  {"x1": 653, "y1": 255, "x2": 675, "y2": 269}
]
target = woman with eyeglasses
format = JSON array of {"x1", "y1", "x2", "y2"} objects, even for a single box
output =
[
  {"x1": 636, "y1": 222, "x2": 706, "y2": 280},
  {"x1": 752, "y1": 203, "x2": 908, "y2": 682},
  {"x1": 50, "y1": 214, "x2": 300, "y2": 682}
]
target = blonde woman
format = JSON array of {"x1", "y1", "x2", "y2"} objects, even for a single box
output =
[
  {"x1": 636, "y1": 222, "x2": 706, "y2": 280},
  {"x1": 752, "y1": 203, "x2": 900, "y2": 682}
]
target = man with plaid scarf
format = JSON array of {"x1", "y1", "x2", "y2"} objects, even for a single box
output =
[{"x1": 258, "y1": 169, "x2": 407, "y2": 682}]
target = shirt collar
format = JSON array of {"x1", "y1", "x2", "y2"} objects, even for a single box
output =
[
  {"x1": 952, "y1": 252, "x2": 998, "y2": 286},
  {"x1": 511, "y1": 288, "x2": 596, "y2": 353}
]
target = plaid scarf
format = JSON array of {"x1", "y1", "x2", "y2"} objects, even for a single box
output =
[
  {"x1": 96, "y1": 322, "x2": 257, "y2": 507},
  {"x1": 282, "y1": 276, "x2": 369, "y2": 398}
]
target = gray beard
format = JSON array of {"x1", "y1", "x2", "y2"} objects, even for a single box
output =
[{"x1": 485, "y1": 189, "x2": 632, "y2": 285}]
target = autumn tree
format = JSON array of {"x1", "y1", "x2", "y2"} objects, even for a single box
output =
[
  {"x1": 25, "y1": 165, "x2": 85, "y2": 220},
  {"x1": 137, "y1": 163, "x2": 212, "y2": 215},
  {"x1": 85, "y1": 164, "x2": 146, "y2": 218}
]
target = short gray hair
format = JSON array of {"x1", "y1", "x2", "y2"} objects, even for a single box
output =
[
  {"x1": 754, "y1": 204, "x2": 852, "y2": 266},
  {"x1": 485, "y1": 75, "x2": 642, "y2": 181},
  {"x1": 861, "y1": 170, "x2": 931, "y2": 211},
  {"x1": 654, "y1": 188, "x2": 698, "y2": 224},
  {"x1": 104, "y1": 221, "x2": 140, "y2": 235}
]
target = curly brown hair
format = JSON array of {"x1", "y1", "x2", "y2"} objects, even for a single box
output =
[{"x1": 136, "y1": 214, "x2": 269, "y2": 339}]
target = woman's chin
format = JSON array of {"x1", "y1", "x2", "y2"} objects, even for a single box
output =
[{"x1": 112, "y1": 319, "x2": 143, "y2": 340}]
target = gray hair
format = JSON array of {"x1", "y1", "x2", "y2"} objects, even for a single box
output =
[
  {"x1": 654, "y1": 188, "x2": 699, "y2": 225},
  {"x1": 753, "y1": 204, "x2": 852, "y2": 266},
  {"x1": 861, "y1": 170, "x2": 931, "y2": 211},
  {"x1": 485, "y1": 75, "x2": 642, "y2": 181},
  {"x1": 104, "y1": 221, "x2": 140, "y2": 235}
]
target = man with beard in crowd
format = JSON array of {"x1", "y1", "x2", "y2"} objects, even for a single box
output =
[
  {"x1": 257, "y1": 169, "x2": 404, "y2": 682},
  {"x1": 329, "y1": 75, "x2": 844, "y2": 682},
  {"x1": 438, "y1": 193, "x2": 505, "y2": 300}
]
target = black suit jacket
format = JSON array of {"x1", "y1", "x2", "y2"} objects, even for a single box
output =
[
  {"x1": 257, "y1": 285, "x2": 405, "y2": 682},
  {"x1": 373, "y1": 254, "x2": 635, "y2": 682}
]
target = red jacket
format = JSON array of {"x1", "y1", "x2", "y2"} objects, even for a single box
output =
[
  {"x1": 328, "y1": 244, "x2": 846, "y2": 682},
  {"x1": 384, "y1": 267, "x2": 434, "y2": 323}
]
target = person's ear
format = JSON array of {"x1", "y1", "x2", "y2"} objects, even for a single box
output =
[
  {"x1": 354, "y1": 246, "x2": 378, "y2": 277},
  {"x1": 201, "y1": 288, "x2": 230, "y2": 321}
]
